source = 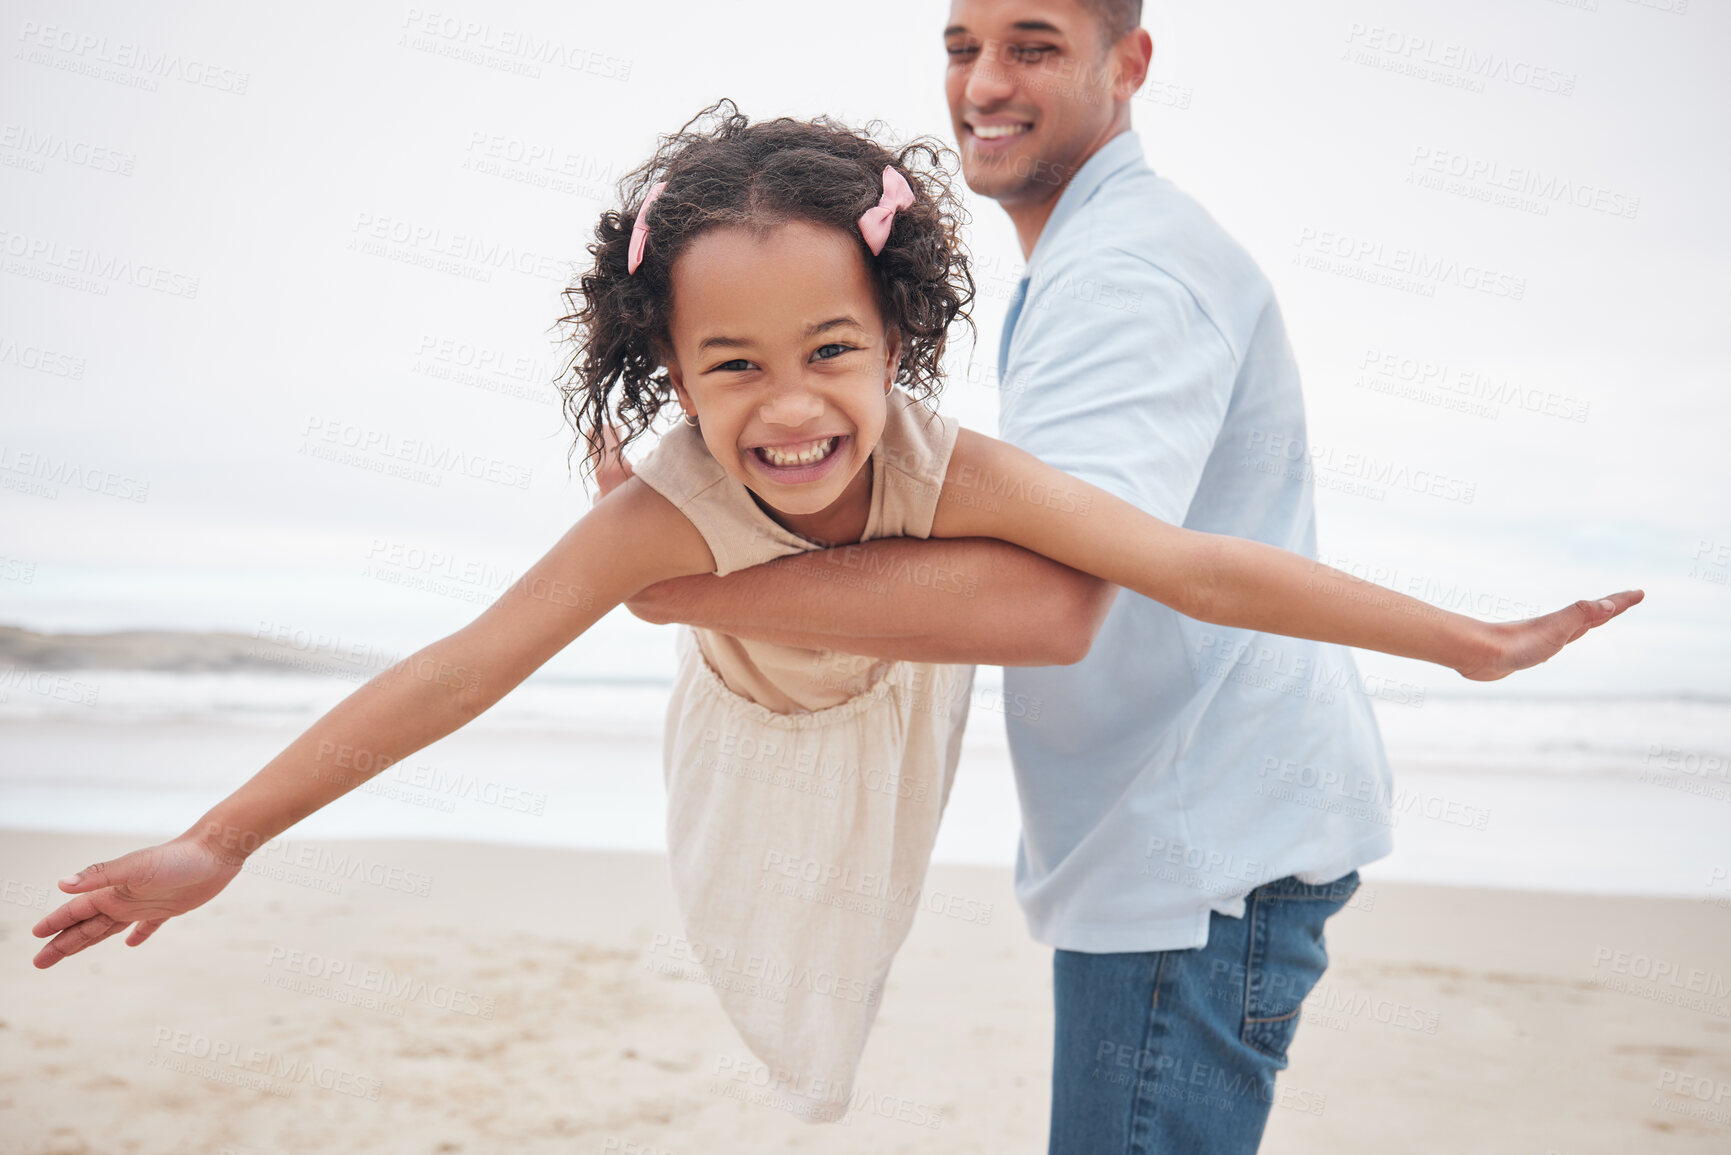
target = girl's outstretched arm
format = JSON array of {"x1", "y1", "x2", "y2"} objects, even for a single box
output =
[
  {"x1": 930, "y1": 429, "x2": 1642, "y2": 681},
  {"x1": 32, "y1": 479, "x2": 714, "y2": 969}
]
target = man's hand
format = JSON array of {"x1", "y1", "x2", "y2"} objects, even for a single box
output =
[
  {"x1": 1457, "y1": 589, "x2": 1644, "y2": 681},
  {"x1": 593, "y1": 420, "x2": 635, "y2": 498},
  {"x1": 33, "y1": 835, "x2": 246, "y2": 969},
  {"x1": 592, "y1": 421, "x2": 683, "y2": 624}
]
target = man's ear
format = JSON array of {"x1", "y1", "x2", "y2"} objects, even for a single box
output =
[{"x1": 1116, "y1": 28, "x2": 1153, "y2": 99}]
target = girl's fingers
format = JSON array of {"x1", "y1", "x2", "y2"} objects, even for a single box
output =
[
  {"x1": 32, "y1": 912, "x2": 119, "y2": 969},
  {"x1": 59, "y1": 844, "x2": 161, "y2": 892},
  {"x1": 1565, "y1": 590, "x2": 1644, "y2": 643},
  {"x1": 88, "y1": 920, "x2": 133, "y2": 950},
  {"x1": 32, "y1": 893, "x2": 102, "y2": 937},
  {"x1": 126, "y1": 919, "x2": 166, "y2": 947},
  {"x1": 1592, "y1": 589, "x2": 1644, "y2": 622},
  {"x1": 59, "y1": 859, "x2": 112, "y2": 891}
]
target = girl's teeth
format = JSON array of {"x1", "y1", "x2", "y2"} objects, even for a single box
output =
[{"x1": 758, "y1": 436, "x2": 838, "y2": 468}]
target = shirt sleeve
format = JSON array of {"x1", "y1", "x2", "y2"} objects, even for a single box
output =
[{"x1": 999, "y1": 244, "x2": 1240, "y2": 527}]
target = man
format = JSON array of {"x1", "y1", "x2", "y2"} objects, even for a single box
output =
[{"x1": 601, "y1": 2, "x2": 1392, "y2": 1149}]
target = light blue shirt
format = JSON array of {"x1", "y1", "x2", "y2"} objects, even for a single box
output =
[{"x1": 997, "y1": 130, "x2": 1396, "y2": 953}]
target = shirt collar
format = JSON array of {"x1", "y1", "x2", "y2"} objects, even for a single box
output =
[{"x1": 1024, "y1": 129, "x2": 1147, "y2": 272}]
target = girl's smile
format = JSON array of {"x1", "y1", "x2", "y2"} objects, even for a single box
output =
[{"x1": 748, "y1": 433, "x2": 851, "y2": 480}]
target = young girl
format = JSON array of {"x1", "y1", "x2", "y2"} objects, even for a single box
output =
[{"x1": 32, "y1": 102, "x2": 1641, "y2": 1123}]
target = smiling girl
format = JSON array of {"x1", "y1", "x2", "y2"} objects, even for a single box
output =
[{"x1": 34, "y1": 102, "x2": 1640, "y2": 1123}]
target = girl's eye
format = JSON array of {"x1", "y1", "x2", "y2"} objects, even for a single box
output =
[
  {"x1": 716, "y1": 359, "x2": 754, "y2": 372},
  {"x1": 813, "y1": 343, "x2": 854, "y2": 361}
]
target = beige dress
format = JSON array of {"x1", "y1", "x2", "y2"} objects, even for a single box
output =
[{"x1": 631, "y1": 386, "x2": 976, "y2": 1123}]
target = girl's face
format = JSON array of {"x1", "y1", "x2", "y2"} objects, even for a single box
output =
[{"x1": 662, "y1": 219, "x2": 902, "y2": 533}]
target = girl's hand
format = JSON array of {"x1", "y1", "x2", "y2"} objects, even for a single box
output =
[
  {"x1": 1458, "y1": 589, "x2": 1644, "y2": 681},
  {"x1": 31, "y1": 836, "x2": 245, "y2": 969}
]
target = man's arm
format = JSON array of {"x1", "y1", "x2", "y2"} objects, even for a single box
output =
[
  {"x1": 624, "y1": 537, "x2": 1118, "y2": 667},
  {"x1": 588, "y1": 419, "x2": 1118, "y2": 666}
]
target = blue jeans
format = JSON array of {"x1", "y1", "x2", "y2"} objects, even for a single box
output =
[{"x1": 1048, "y1": 872, "x2": 1359, "y2": 1154}]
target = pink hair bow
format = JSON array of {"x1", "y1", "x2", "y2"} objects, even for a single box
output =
[
  {"x1": 627, "y1": 181, "x2": 668, "y2": 274},
  {"x1": 858, "y1": 166, "x2": 914, "y2": 256}
]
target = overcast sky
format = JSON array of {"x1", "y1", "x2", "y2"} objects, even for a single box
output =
[{"x1": 2, "y1": 0, "x2": 1727, "y2": 696}]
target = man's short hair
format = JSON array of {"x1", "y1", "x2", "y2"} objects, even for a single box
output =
[{"x1": 1080, "y1": 0, "x2": 1142, "y2": 42}]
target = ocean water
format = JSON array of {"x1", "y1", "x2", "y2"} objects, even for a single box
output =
[{"x1": 1, "y1": 666, "x2": 1726, "y2": 901}]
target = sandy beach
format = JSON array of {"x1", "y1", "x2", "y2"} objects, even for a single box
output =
[{"x1": 2, "y1": 829, "x2": 1727, "y2": 1154}]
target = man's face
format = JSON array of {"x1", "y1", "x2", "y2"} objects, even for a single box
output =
[{"x1": 944, "y1": 0, "x2": 1122, "y2": 207}]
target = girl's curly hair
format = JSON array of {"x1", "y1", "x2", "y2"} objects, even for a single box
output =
[{"x1": 556, "y1": 98, "x2": 975, "y2": 483}]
